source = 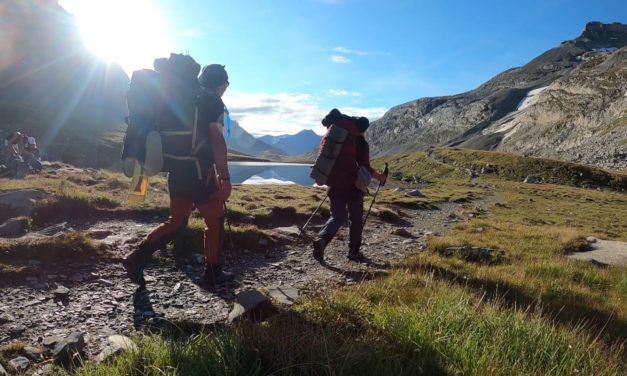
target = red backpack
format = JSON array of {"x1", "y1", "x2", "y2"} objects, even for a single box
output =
[{"x1": 310, "y1": 110, "x2": 362, "y2": 188}]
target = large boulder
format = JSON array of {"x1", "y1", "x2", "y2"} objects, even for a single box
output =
[{"x1": 0, "y1": 189, "x2": 51, "y2": 222}]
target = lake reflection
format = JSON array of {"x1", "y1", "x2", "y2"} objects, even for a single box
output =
[{"x1": 228, "y1": 162, "x2": 314, "y2": 185}]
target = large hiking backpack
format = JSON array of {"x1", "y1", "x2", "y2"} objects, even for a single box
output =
[
  {"x1": 122, "y1": 53, "x2": 213, "y2": 180},
  {"x1": 310, "y1": 109, "x2": 361, "y2": 186}
]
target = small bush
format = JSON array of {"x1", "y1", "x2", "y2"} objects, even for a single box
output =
[{"x1": 374, "y1": 207, "x2": 400, "y2": 224}]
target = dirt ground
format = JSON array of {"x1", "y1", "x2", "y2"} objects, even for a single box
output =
[{"x1": 0, "y1": 185, "x2": 501, "y2": 360}]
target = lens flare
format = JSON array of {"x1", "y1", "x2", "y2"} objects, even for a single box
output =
[{"x1": 60, "y1": 0, "x2": 173, "y2": 74}]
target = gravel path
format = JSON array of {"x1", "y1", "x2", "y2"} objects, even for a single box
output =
[{"x1": 0, "y1": 185, "x2": 500, "y2": 364}]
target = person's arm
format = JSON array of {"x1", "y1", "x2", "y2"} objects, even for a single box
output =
[
  {"x1": 208, "y1": 122, "x2": 231, "y2": 200},
  {"x1": 360, "y1": 141, "x2": 387, "y2": 183}
]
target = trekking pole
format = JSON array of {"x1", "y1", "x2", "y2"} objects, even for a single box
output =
[
  {"x1": 363, "y1": 163, "x2": 388, "y2": 226},
  {"x1": 298, "y1": 193, "x2": 328, "y2": 238},
  {"x1": 223, "y1": 202, "x2": 234, "y2": 250}
]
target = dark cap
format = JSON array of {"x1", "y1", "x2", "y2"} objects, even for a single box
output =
[{"x1": 199, "y1": 64, "x2": 229, "y2": 90}]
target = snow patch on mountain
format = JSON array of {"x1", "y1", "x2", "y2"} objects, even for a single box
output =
[{"x1": 516, "y1": 86, "x2": 548, "y2": 111}]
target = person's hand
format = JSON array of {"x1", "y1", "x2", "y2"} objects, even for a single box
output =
[
  {"x1": 373, "y1": 171, "x2": 386, "y2": 185},
  {"x1": 220, "y1": 178, "x2": 232, "y2": 201}
]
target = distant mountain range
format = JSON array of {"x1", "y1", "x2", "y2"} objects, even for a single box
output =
[
  {"x1": 225, "y1": 120, "x2": 286, "y2": 157},
  {"x1": 223, "y1": 123, "x2": 322, "y2": 158},
  {"x1": 258, "y1": 129, "x2": 322, "y2": 155},
  {"x1": 369, "y1": 22, "x2": 627, "y2": 170}
]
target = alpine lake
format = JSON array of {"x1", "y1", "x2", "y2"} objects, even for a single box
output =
[{"x1": 228, "y1": 161, "x2": 314, "y2": 185}]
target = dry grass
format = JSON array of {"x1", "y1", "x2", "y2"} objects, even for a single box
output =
[{"x1": 0, "y1": 231, "x2": 109, "y2": 281}]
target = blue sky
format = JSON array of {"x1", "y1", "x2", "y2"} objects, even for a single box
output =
[{"x1": 59, "y1": 0, "x2": 626, "y2": 136}]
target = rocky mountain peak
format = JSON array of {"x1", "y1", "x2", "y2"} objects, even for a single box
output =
[{"x1": 572, "y1": 21, "x2": 627, "y2": 49}]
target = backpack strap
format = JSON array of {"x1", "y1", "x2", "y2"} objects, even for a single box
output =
[{"x1": 161, "y1": 106, "x2": 204, "y2": 180}]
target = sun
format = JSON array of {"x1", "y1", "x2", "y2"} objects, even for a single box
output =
[{"x1": 60, "y1": 0, "x2": 173, "y2": 74}]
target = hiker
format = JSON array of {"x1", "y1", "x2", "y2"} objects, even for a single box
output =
[
  {"x1": 22, "y1": 136, "x2": 42, "y2": 173},
  {"x1": 122, "y1": 63, "x2": 234, "y2": 287},
  {"x1": 4, "y1": 131, "x2": 22, "y2": 162},
  {"x1": 312, "y1": 110, "x2": 387, "y2": 262},
  {"x1": 3, "y1": 132, "x2": 28, "y2": 178}
]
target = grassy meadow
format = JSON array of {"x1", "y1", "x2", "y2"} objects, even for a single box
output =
[{"x1": 1, "y1": 148, "x2": 626, "y2": 375}]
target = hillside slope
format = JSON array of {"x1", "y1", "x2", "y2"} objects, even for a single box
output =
[
  {"x1": 369, "y1": 22, "x2": 627, "y2": 171},
  {"x1": 0, "y1": 1, "x2": 129, "y2": 167}
]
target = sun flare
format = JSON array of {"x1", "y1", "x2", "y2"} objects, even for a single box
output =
[{"x1": 60, "y1": 0, "x2": 173, "y2": 74}]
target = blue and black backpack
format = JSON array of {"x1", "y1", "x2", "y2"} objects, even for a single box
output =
[{"x1": 121, "y1": 53, "x2": 214, "y2": 181}]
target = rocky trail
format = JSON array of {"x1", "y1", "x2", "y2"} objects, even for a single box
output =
[{"x1": 0, "y1": 179, "x2": 501, "y2": 373}]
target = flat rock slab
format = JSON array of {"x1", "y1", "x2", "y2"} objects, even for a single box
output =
[
  {"x1": 272, "y1": 226, "x2": 301, "y2": 236},
  {"x1": 9, "y1": 356, "x2": 30, "y2": 372},
  {"x1": 567, "y1": 239, "x2": 627, "y2": 267},
  {"x1": 228, "y1": 290, "x2": 277, "y2": 323},
  {"x1": 0, "y1": 189, "x2": 51, "y2": 221},
  {"x1": 268, "y1": 286, "x2": 299, "y2": 305}
]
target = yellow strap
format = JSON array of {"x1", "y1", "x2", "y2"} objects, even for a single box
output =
[{"x1": 163, "y1": 153, "x2": 198, "y2": 161}]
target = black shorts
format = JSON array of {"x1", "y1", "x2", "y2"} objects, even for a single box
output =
[{"x1": 167, "y1": 174, "x2": 217, "y2": 205}]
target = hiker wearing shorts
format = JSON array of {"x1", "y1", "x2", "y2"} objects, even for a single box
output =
[
  {"x1": 313, "y1": 112, "x2": 387, "y2": 262},
  {"x1": 123, "y1": 64, "x2": 234, "y2": 287}
]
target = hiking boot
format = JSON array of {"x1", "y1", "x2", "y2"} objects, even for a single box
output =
[
  {"x1": 121, "y1": 251, "x2": 146, "y2": 287},
  {"x1": 313, "y1": 235, "x2": 330, "y2": 262},
  {"x1": 348, "y1": 244, "x2": 366, "y2": 261},
  {"x1": 202, "y1": 263, "x2": 234, "y2": 286},
  {"x1": 121, "y1": 242, "x2": 153, "y2": 286},
  {"x1": 347, "y1": 251, "x2": 366, "y2": 261}
]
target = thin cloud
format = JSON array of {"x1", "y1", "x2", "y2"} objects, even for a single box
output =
[
  {"x1": 331, "y1": 55, "x2": 351, "y2": 64},
  {"x1": 332, "y1": 46, "x2": 369, "y2": 56},
  {"x1": 328, "y1": 89, "x2": 361, "y2": 97},
  {"x1": 223, "y1": 90, "x2": 386, "y2": 136},
  {"x1": 177, "y1": 28, "x2": 202, "y2": 38}
]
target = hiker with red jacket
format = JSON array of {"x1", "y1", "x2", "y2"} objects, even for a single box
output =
[
  {"x1": 122, "y1": 63, "x2": 234, "y2": 287},
  {"x1": 313, "y1": 109, "x2": 387, "y2": 262}
]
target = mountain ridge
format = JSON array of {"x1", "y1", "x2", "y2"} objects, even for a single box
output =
[
  {"x1": 226, "y1": 120, "x2": 287, "y2": 157},
  {"x1": 258, "y1": 129, "x2": 322, "y2": 156},
  {"x1": 369, "y1": 21, "x2": 627, "y2": 171}
]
